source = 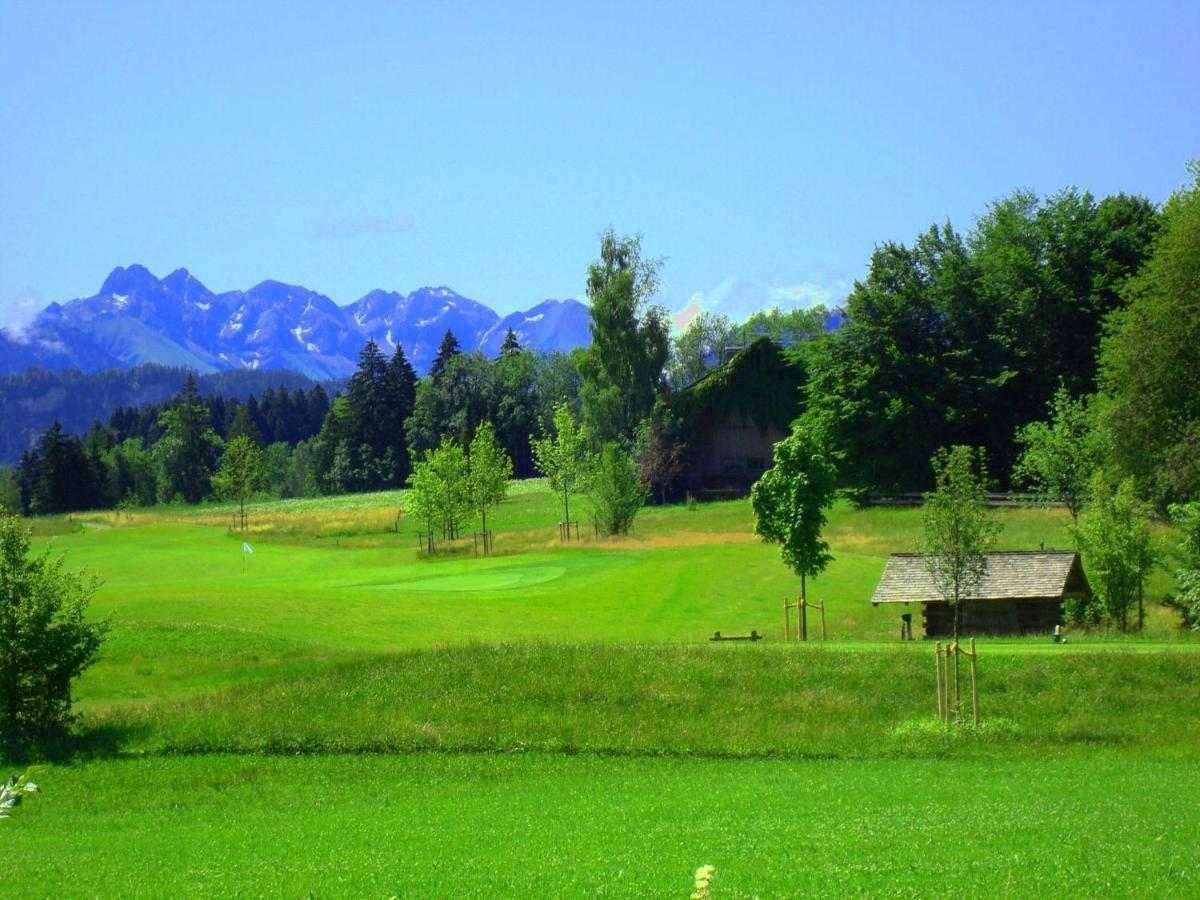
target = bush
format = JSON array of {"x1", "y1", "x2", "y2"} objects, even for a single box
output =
[
  {"x1": 587, "y1": 444, "x2": 646, "y2": 536},
  {"x1": 1064, "y1": 594, "x2": 1105, "y2": 626},
  {"x1": 0, "y1": 509, "x2": 108, "y2": 753}
]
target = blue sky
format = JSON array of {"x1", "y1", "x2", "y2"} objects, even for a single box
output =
[{"x1": 1, "y1": 1, "x2": 1197, "y2": 329}]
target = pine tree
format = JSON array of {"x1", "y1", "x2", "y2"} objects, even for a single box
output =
[
  {"x1": 430, "y1": 329, "x2": 462, "y2": 380},
  {"x1": 501, "y1": 328, "x2": 521, "y2": 356},
  {"x1": 347, "y1": 339, "x2": 389, "y2": 451},
  {"x1": 30, "y1": 422, "x2": 96, "y2": 515},
  {"x1": 227, "y1": 404, "x2": 264, "y2": 446},
  {"x1": 385, "y1": 345, "x2": 419, "y2": 483},
  {"x1": 156, "y1": 375, "x2": 221, "y2": 504}
]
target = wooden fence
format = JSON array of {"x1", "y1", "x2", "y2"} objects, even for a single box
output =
[{"x1": 864, "y1": 492, "x2": 1066, "y2": 509}]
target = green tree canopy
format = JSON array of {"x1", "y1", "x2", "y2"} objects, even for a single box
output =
[
  {"x1": 751, "y1": 426, "x2": 839, "y2": 600},
  {"x1": 430, "y1": 329, "x2": 463, "y2": 381},
  {"x1": 155, "y1": 375, "x2": 222, "y2": 504},
  {"x1": 407, "y1": 438, "x2": 471, "y2": 541},
  {"x1": 1073, "y1": 475, "x2": 1158, "y2": 632},
  {"x1": 467, "y1": 422, "x2": 513, "y2": 536},
  {"x1": 918, "y1": 446, "x2": 999, "y2": 642},
  {"x1": 1012, "y1": 387, "x2": 1104, "y2": 520},
  {"x1": 212, "y1": 435, "x2": 267, "y2": 531},
  {"x1": 531, "y1": 403, "x2": 591, "y2": 529},
  {"x1": 1167, "y1": 502, "x2": 1200, "y2": 631},
  {"x1": 667, "y1": 311, "x2": 737, "y2": 388},
  {"x1": 0, "y1": 510, "x2": 108, "y2": 751},
  {"x1": 581, "y1": 230, "x2": 670, "y2": 444},
  {"x1": 587, "y1": 443, "x2": 646, "y2": 537},
  {"x1": 1100, "y1": 165, "x2": 1200, "y2": 510}
]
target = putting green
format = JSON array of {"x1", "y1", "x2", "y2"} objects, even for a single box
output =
[{"x1": 370, "y1": 564, "x2": 569, "y2": 593}]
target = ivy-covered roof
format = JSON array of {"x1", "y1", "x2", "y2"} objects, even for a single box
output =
[{"x1": 669, "y1": 337, "x2": 805, "y2": 435}]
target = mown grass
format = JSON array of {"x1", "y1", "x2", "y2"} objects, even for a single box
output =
[
  {"x1": 79, "y1": 643, "x2": 1200, "y2": 759},
  {"x1": 6, "y1": 752, "x2": 1197, "y2": 897},
  {"x1": 9, "y1": 487, "x2": 1198, "y2": 895}
]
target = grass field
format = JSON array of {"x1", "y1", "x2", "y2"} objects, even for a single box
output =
[
  {"x1": 7, "y1": 753, "x2": 1197, "y2": 897},
  {"x1": 6, "y1": 486, "x2": 1197, "y2": 895}
]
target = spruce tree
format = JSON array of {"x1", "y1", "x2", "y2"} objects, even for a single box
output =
[
  {"x1": 347, "y1": 339, "x2": 389, "y2": 452},
  {"x1": 501, "y1": 328, "x2": 521, "y2": 356},
  {"x1": 430, "y1": 329, "x2": 462, "y2": 380},
  {"x1": 156, "y1": 375, "x2": 221, "y2": 504}
]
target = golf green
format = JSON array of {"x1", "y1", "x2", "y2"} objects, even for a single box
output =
[{"x1": 374, "y1": 564, "x2": 569, "y2": 592}]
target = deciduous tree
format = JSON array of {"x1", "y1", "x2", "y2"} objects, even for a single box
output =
[
  {"x1": 587, "y1": 443, "x2": 646, "y2": 536},
  {"x1": 581, "y1": 230, "x2": 670, "y2": 443},
  {"x1": 751, "y1": 426, "x2": 839, "y2": 601},
  {"x1": 919, "y1": 445, "x2": 999, "y2": 643},
  {"x1": 212, "y1": 435, "x2": 267, "y2": 531},
  {"x1": 1012, "y1": 387, "x2": 1104, "y2": 520},
  {"x1": 1167, "y1": 502, "x2": 1200, "y2": 631},
  {"x1": 467, "y1": 422, "x2": 513, "y2": 538},
  {"x1": 1100, "y1": 164, "x2": 1200, "y2": 509},
  {"x1": 1073, "y1": 476, "x2": 1157, "y2": 632},
  {"x1": 531, "y1": 403, "x2": 591, "y2": 531}
]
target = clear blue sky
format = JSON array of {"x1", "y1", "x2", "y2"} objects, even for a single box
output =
[{"x1": 2, "y1": 1, "x2": 1197, "y2": 328}]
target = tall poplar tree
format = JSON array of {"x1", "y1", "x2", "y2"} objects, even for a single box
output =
[{"x1": 581, "y1": 230, "x2": 670, "y2": 444}]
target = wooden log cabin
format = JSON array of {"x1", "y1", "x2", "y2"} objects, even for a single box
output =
[
  {"x1": 668, "y1": 337, "x2": 805, "y2": 498},
  {"x1": 871, "y1": 551, "x2": 1091, "y2": 638}
]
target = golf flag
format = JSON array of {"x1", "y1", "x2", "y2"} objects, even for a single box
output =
[{"x1": 242, "y1": 542, "x2": 254, "y2": 555}]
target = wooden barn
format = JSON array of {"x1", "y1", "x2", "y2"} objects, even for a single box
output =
[
  {"x1": 871, "y1": 551, "x2": 1091, "y2": 638},
  {"x1": 668, "y1": 337, "x2": 804, "y2": 497}
]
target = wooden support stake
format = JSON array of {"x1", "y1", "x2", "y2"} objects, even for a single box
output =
[
  {"x1": 970, "y1": 637, "x2": 979, "y2": 727},
  {"x1": 784, "y1": 598, "x2": 791, "y2": 642},
  {"x1": 819, "y1": 600, "x2": 827, "y2": 641},
  {"x1": 934, "y1": 642, "x2": 943, "y2": 721}
]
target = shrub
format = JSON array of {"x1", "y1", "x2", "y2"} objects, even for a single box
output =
[
  {"x1": 0, "y1": 509, "x2": 108, "y2": 753},
  {"x1": 587, "y1": 443, "x2": 646, "y2": 536}
]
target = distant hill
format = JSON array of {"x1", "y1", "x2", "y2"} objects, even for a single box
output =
[
  {"x1": 0, "y1": 364, "x2": 323, "y2": 465},
  {"x1": 1, "y1": 265, "x2": 593, "y2": 379}
]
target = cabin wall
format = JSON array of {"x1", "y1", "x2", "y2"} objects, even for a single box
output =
[
  {"x1": 687, "y1": 413, "x2": 785, "y2": 493},
  {"x1": 921, "y1": 599, "x2": 1064, "y2": 638}
]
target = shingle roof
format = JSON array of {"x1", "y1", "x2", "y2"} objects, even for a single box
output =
[{"x1": 871, "y1": 551, "x2": 1089, "y2": 605}]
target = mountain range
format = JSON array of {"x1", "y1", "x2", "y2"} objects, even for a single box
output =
[{"x1": 0, "y1": 265, "x2": 593, "y2": 378}]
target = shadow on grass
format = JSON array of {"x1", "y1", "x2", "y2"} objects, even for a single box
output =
[{"x1": 0, "y1": 720, "x2": 152, "y2": 766}]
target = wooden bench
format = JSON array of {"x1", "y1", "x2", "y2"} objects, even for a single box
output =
[{"x1": 709, "y1": 630, "x2": 763, "y2": 642}]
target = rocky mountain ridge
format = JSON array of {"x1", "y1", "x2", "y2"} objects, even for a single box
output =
[{"x1": 1, "y1": 265, "x2": 592, "y2": 378}]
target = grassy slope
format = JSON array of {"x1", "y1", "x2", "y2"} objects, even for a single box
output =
[
  {"x1": 46, "y1": 491, "x2": 1191, "y2": 715},
  {"x1": 7, "y1": 753, "x2": 1197, "y2": 897},
  {"x1": 85, "y1": 642, "x2": 1200, "y2": 758}
]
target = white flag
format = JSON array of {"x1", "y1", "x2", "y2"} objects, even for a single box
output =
[{"x1": 242, "y1": 542, "x2": 253, "y2": 555}]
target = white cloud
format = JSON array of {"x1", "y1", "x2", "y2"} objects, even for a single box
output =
[
  {"x1": 1, "y1": 290, "x2": 43, "y2": 340},
  {"x1": 670, "y1": 275, "x2": 849, "y2": 331},
  {"x1": 318, "y1": 208, "x2": 413, "y2": 239}
]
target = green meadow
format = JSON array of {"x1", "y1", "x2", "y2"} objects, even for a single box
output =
[{"x1": 6, "y1": 485, "x2": 1198, "y2": 896}]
